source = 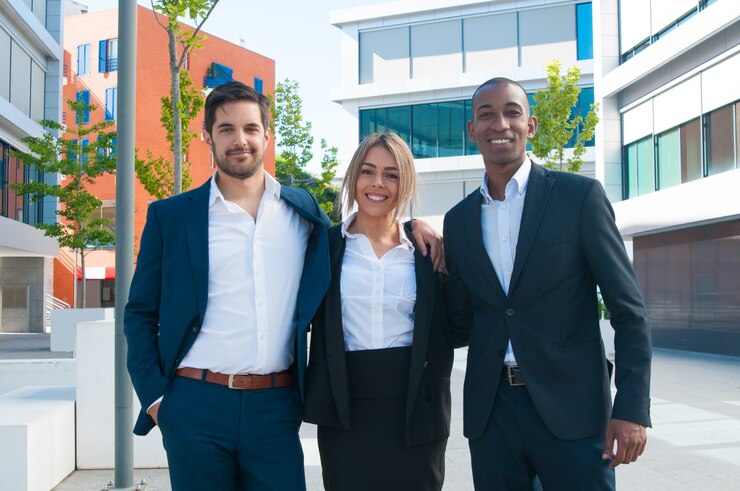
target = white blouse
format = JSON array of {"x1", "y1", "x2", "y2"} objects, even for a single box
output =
[{"x1": 340, "y1": 214, "x2": 417, "y2": 352}]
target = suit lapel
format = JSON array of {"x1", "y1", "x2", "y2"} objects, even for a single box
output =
[
  {"x1": 184, "y1": 179, "x2": 211, "y2": 323},
  {"x1": 462, "y1": 190, "x2": 507, "y2": 304},
  {"x1": 406, "y1": 237, "x2": 435, "y2": 419},
  {"x1": 510, "y1": 163, "x2": 554, "y2": 292}
]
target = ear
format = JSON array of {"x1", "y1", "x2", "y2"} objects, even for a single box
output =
[
  {"x1": 467, "y1": 119, "x2": 475, "y2": 141},
  {"x1": 527, "y1": 116, "x2": 538, "y2": 138},
  {"x1": 263, "y1": 126, "x2": 271, "y2": 146},
  {"x1": 203, "y1": 131, "x2": 213, "y2": 146}
]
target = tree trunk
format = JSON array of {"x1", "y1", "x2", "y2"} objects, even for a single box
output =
[
  {"x1": 168, "y1": 25, "x2": 183, "y2": 195},
  {"x1": 80, "y1": 248, "x2": 87, "y2": 308}
]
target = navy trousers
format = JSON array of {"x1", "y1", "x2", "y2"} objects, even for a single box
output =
[
  {"x1": 157, "y1": 375, "x2": 305, "y2": 491},
  {"x1": 469, "y1": 382, "x2": 615, "y2": 491}
]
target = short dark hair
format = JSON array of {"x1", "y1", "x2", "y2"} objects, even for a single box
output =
[
  {"x1": 204, "y1": 81, "x2": 270, "y2": 134},
  {"x1": 471, "y1": 77, "x2": 530, "y2": 116}
]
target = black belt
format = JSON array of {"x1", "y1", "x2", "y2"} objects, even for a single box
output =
[{"x1": 501, "y1": 365, "x2": 525, "y2": 386}]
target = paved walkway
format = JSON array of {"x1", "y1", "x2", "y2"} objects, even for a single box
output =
[{"x1": 49, "y1": 347, "x2": 740, "y2": 490}]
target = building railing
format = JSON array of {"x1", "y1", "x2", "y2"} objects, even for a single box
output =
[{"x1": 44, "y1": 293, "x2": 70, "y2": 332}]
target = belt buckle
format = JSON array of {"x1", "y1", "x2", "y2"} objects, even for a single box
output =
[
  {"x1": 507, "y1": 367, "x2": 525, "y2": 387},
  {"x1": 228, "y1": 374, "x2": 249, "y2": 390}
]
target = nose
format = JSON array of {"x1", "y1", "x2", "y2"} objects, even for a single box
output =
[
  {"x1": 233, "y1": 129, "x2": 248, "y2": 145},
  {"x1": 490, "y1": 113, "x2": 509, "y2": 132},
  {"x1": 372, "y1": 172, "x2": 384, "y2": 186}
]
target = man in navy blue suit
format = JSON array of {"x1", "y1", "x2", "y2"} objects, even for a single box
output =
[
  {"x1": 444, "y1": 78, "x2": 652, "y2": 490},
  {"x1": 125, "y1": 81, "x2": 441, "y2": 491}
]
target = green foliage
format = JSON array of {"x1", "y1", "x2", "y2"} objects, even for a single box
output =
[
  {"x1": 271, "y1": 79, "x2": 341, "y2": 223},
  {"x1": 12, "y1": 99, "x2": 116, "y2": 306},
  {"x1": 149, "y1": 0, "x2": 220, "y2": 195},
  {"x1": 530, "y1": 60, "x2": 600, "y2": 173},
  {"x1": 135, "y1": 69, "x2": 200, "y2": 199},
  {"x1": 273, "y1": 79, "x2": 314, "y2": 178}
]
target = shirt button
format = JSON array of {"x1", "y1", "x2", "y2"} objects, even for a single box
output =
[
  {"x1": 501, "y1": 236, "x2": 507, "y2": 242},
  {"x1": 507, "y1": 271, "x2": 512, "y2": 277},
  {"x1": 501, "y1": 204, "x2": 506, "y2": 210}
]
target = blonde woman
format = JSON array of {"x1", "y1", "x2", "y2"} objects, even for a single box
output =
[{"x1": 304, "y1": 132, "x2": 453, "y2": 491}]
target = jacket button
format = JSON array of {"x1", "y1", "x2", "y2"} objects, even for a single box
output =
[
  {"x1": 423, "y1": 361, "x2": 429, "y2": 368},
  {"x1": 506, "y1": 308, "x2": 515, "y2": 317},
  {"x1": 192, "y1": 326, "x2": 199, "y2": 333}
]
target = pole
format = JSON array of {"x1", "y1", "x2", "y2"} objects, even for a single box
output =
[{"x1": 114, "y1": 0, "x2": 136, "y2": 489}]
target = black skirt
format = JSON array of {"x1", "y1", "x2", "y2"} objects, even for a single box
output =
[{"x1": 317, "y1": 346, "x2": 447, "y2": 491}]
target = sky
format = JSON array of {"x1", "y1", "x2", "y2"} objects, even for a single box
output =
[{"x1": 83, "y1": 0, "x2": 376, "y2": 172}]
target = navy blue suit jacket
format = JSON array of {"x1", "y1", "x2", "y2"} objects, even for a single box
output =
[
  {"x1": 124, "y1": 178, "x2": 331, "y2": 436},
  {"x1": 444, "y1": 162, "x2": 652, "y2": 441}
]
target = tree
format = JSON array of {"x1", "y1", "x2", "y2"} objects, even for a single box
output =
[
  {"x1": 10, "y1": 99, "x2": 117, "y2": 307},
  {"x1": 150, "y1": 0, "x2": 220, "y2": 195},
  {"x1": 530, "y1": 60, "x2": 600, "y2": 173},
  {"x1": 273, "y1": 79, "x2": 314, "y2": 179},
  {"x1": 272, "y1": 79, "x2": 341, "y2": 221},
  {"x1": 135, "y1": 70, "x2": 201, "y2": 199}
]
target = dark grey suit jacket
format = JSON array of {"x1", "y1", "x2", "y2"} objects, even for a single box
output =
[
  {"x1": 304, "y1": 223, "x2": 454, "y2": 446},
  {"x1": 444, "y1": 162, "x2": 651, "y2": 441}
]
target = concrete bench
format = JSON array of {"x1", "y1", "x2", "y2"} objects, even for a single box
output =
[
  {"x1": 50, "y1": 308, "x2": 113, "y2": 353},
  {"x1": 0, "y1": 385, "x2": 76, "y2": 491}
]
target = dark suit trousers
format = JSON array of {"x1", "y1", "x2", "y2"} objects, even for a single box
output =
[
  {"x1": 469, "y1": 382, "x2": 615, "y2": 491},
  {"x1": 157, "y1": 375, "x2": 305, "y2": 491}
]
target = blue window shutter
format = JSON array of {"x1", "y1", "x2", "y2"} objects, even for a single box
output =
[
  {"x1": 76, "y1": 90, "x2": 91, "y2": 124},
  {"x1": 254, "y1": 77, "x2": 263, "y2": 94},
  {"x1": 99, "y1": 40, "x2": 108, "y2": 72},
  {"x1": 111, "y1": 138, "x2": 117, "y2": 155},
  {"x1": 77, "y1": 45, "x2": 83, "y2": 74},
  {"x1": 105, "y1": 88, "x2": 114, "y2": 120},
  {"x1": 109, "y1": 39, "x2": 118, "y2": 71}
]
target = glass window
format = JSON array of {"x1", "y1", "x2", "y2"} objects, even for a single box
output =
[
  {"x1": 706, "y1": 104, "x2": 735, "y2": 175},
  {"x1": 657, "y1": 128, "x2": 680, "y2": 189},
  {"x1": 464, "y1": 100, "x2": 479, "y2": 155},
  {"x1": 680, "y1": 118, "x2": 702, "y2": 183},
  {"x1": 412, "y1": 104, "x2": 438, "y2": 158},
  {"x1": 438, "y1": 101, "x2": 464, "y2": 157},
  {"x1": 625, "y1": 136, "x2": 654, "y2": 198},
  {"x1": 360, "y1": 109, "x2": 375, "y2": 140},
  {"x1": 576, "y1": 3, "x2": 593, "y2": 60},
  {"x1": 77, "y1": 44, "x2": 90, "y2": 76},
  {"x1": 105, "y1": 87, "x2": 117, "y2": 121},
  {"x1": 386, "y1": 106, "x2": 411, "y2": 146},
  {"x1": 76, "y1": 90, "x2": 90, "y2": 124}
]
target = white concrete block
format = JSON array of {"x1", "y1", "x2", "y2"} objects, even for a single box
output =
[
  {"x1": 75, "y1": 320, "x2": 168, "y2": 469},
  {"x1": 0, "y1": 386, "x2": 76, "y2": 491},
  {"x1": 0, "y1": 359, "x2": 75, "y2": 396},
  {"x1": 50, "y1": 308, "x2": 113, "y2": 353}
]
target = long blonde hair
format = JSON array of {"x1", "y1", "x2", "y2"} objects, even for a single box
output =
[{"x1": 338, "y1": 131, "x2": 417, "y2": 220}]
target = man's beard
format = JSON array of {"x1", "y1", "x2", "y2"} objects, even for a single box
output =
[{"x1": 213, "y1": 145, "x2": 263, "y2": 180}]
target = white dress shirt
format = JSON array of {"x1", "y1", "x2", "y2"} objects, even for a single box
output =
[
  {"x1": 340, "y1": 213, "x2": 417, "y2": 352},
  {"x1": 480, "y1": 158, "x2": 531, "y2": 366},
  {"x1": 179, "y1": 171, "x2": 312, "y2": 374}
]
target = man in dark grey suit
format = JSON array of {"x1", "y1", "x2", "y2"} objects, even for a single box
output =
[{"x1": 444, "y1": 77, "x2": 651, "y2": 490}]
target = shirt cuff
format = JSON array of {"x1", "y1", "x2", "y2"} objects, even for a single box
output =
[{"x1": 147, "y1": 396, "x2": 163, "y2": 415}]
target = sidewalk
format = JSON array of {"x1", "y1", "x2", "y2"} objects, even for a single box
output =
[{"x1": 49, "y1": 347, "x2": 740, "y2": 490}]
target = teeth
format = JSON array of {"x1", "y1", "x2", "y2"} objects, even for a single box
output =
[
  {"x1": 366, "y1": 194, "x2": 387, "y2": 201},
  {"x1": 488, "y1": 139, "x2": 511, "y2": 144}
]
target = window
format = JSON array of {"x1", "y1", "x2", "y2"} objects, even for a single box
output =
[
  {"x1": 77, "y1": 44, "x2": 91, "y2": 76},
  {"x1": 412, "y1": 104, "x2": 438, "y2": 158},
  {"x1": 464, "y1": 100, "x2": 479, "y2": 156},
  {"x1": 576, "y1": 3, "x2": 593, "y2": 60},
  {"x1": 438, "y1": 101, "x2": 465, "y2": 157},
  {"x1": 625, "y1": 136, "x2": 654, "y2": 198},
  {"x1": 98, "y1": 39, "x2": 118, "y2": 72},
  {"x1": 254, "y1": 77, "x2": 263, "y2": 94},
  {"x1": 105, "y1": 87, "x2": 117, "y2": 121},
  {"x1": 706, "y1": 104, "x2": 737, "y2": 176},
  {"x1": 76, "y1": 90, "x2": 90, "y2": 124},
  {"x1": 91, "y1": 200, "x2": 116, "y2": 241}
]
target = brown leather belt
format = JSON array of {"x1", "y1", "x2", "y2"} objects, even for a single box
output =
[
  {"x1": 175, "y1": 367, "x2": 292, "y2": 390},
  {"x1": 501, "y1": 365, "x2": 525, "y2": 386}
]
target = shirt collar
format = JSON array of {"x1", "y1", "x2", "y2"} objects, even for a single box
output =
[
  {"x1": 341, "y1": 212, "x2": 414, "y2": 252},
  {"x1": 479, "y1": 157, "x2": 532, "y2": 205},
  {"x1": 209, "y1": 170, "x2": 281, "y2": 207}
]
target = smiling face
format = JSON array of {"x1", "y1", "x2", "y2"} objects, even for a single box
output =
[
  {"x1": 468, "y1": 82, "x2": 537, "y2": 170},
  {"x1": 354, "y1": 145, "x2": 400, "y2": 220},
  {"x1": 203, "y1": 100, "x2": 270, "y2": 181}
]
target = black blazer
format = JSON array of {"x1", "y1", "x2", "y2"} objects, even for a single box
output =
[
  {"x1": 444, "y1": 162, "x2": 652, "y2": 441},
  {"x1": 304, "y1": 223, "x2": 454, "y2": 447}
]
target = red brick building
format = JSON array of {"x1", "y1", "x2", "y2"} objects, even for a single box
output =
[{"x1": 59, "y1": 5, "x2": 275, "y2": 307}]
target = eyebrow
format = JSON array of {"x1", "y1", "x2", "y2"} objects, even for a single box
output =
[
  {"x1": 476, "y1": 101, "x2": 524, "y2": 112},
  {"x1": 360, "y1": 162, "x2": 399, "y2": 171}
]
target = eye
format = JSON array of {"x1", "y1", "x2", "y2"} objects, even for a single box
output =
[
  {"x1": 506, "y1": 110, "x2": 522, "y2": 117},
  {"x1": 360, "y1": 168, "x2": 373, "y2": 175},
  {"x1": 385, "y1": 173, "x2": 399, "y2": 180}
]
